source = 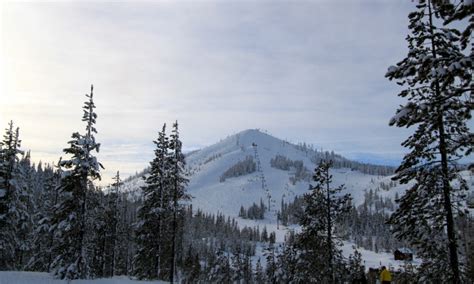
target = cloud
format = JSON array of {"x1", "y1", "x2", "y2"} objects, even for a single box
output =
[{"x1": 1, "y1": 0, "x2": 417, "y2": 184}]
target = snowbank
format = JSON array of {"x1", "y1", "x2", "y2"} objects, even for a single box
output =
[{"x1": 0, "y1": 272, "x2": 167, "y2": 284}]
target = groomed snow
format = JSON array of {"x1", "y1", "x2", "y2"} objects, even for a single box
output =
[{"x1": 0, "y1": 271, "x2": 168, "y2": 284}]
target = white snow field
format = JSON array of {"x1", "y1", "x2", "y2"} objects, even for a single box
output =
[
  {"x1": 127, "y1": 129, "x2": 408, "y2": 217},
  {"x1": 121, "y1": 129, "x2": 473, "y2": 270},
  {"x1": 0, "y1": 271, "x2": 167, "y2": 284},
  {"x1": 340, "y1": 242, "x2": 421, "y2": 271}
]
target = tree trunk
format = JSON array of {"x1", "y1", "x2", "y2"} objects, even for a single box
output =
[
  {"x1": 427, "y1": 1, "x2": 460, "y2": 282},
  {"x1": 326, "y1": 165, "x2": 334, "y2": 283},
  {"x1": 438, "y1": 113, "x2": 460, "y2": 283},
  {"x1": 170, "y1": 168, "x2": 179, "y2": 283}
]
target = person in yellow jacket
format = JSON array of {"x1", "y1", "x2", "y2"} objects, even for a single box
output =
[{"x1": 379, "y1": 266, "x2": 392, "y2": 284}]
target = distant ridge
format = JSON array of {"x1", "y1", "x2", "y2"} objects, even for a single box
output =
[{"x1": 186, "y1": 129, "x2": 396, "y2": 176}]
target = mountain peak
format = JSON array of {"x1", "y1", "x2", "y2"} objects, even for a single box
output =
[{"x1": 231, "y1": 128, "x2": 277, "y2": 146}]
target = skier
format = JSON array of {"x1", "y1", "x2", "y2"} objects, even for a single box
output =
[{"x1": 379, "y1": 266, "x2": 392, "y2": 284}]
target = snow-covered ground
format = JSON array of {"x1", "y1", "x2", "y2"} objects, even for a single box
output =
[
  {"x1": 184, "y1": 129, "x2": 397, "y2": 217},
  {"x1": 0, "y1": 272, "x2": 167, "y2": 284},
  {"x1": 122, "y1": 129, "x2": 473, "y2": 271},
  {"x1": 340, "y1": 242, "x2": 421, "y2": 271}
]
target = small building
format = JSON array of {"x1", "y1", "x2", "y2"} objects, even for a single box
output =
[{"x1": 394, "y1": 248, "x2": 413, "y2": 261}]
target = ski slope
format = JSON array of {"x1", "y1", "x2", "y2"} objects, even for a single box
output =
[
  {"x1": 185, "y1": 129, "x2": 404, "y2": 220},
  {"x1": 122, "y1": 128, "x2": 473, "y2": 269}
]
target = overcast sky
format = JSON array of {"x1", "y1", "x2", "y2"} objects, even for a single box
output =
[{"x1": 1, "y1": 0, "x2": 418, "y2": 184}]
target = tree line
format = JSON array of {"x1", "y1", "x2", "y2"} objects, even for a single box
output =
[
  {"x1": 0, "y1": 86, "x2": 279, "y2": 282},
  {"x1": 1, "y1": 1, "x2": 472, "y2": 283}
]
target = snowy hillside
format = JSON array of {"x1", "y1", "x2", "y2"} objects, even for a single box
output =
[
  {"x1": 124, "y1": 128, "x2": 473, "y2": 231},
  {"x1": 112, "y1": 130, "x2": 393, "y2": 269},
  {"x1": 123, "y1": 130, "x2": 398, "y2": 234},
  {"x1": 121, "y1": 128, "x2": 473, "y2": 269},
  {"x1": 184, "y1": 129, "x2": 395, "y2": 219}
]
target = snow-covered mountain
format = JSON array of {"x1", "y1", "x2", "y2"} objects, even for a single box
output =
[
  {"x1": 123, "y1": 129, "x2": 410, "y2": 223},
  {"x1": 184, "y1": 129, "x2": 399, "y2": 216},
  {"x1": 123, "y1": 128, "x2": 473, "y2": 221},
  {"x1": 112, "y1": 129, "x2": 474, "y2": 269}
]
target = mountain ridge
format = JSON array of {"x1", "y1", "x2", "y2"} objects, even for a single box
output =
[
  {"x1": 118, "y1": 128, "x2": 473, "y2": 269},
  {"x1": 121, "y1": 128, "x2": 403, "y2": 218}
]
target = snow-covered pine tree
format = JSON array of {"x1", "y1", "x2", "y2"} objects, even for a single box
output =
[
  {"x1": 181, "y1": 245, "x2": 201, "y2": 283},
  {"x1": 50, "y1": 85, "x2": 104, "y2": 280},
  {"x1": 13, "y1": 151, "x2": 35, "y2": 269},
  {"x1": 264, "y1": 244, "x2": 278, "y2": 283},
  {"x1": 254, "y1": 258, "x2": 265, "y2": 283},
  {"x1": 114, "y1": 187, "x2": 133, "y2": 276},
  {"x1": 91, "y1": 171, "x2": 122, "y2": 278},
  {"x1": 230, "y1": 248, "x2": 243, "y2": 282},
  {"x1": 26, "y1": 164, "x2": 61, "y2": 272},
  {"x1": 347, "y1": 248, "x2": 365, "y2": 283},
  {"x1": 87, "y1": 186, "x2": 107, "y2": 278},
  {"x1": 104, "y1": 171, "x2": 121, "y2": 277},
  {"x1": 167, "y1": 121, "x2": 190, "y2": 283},
  {"x1": 0, "y1": 121, "x2": 24, "y2": 270},
  {"x1": 134, "y1": 124, "x2": 170, "y2": 280},
  {"x1": 275, "y1": 244, "x2": 299, "y2": 283},
  {"x1": 386, "y1": 1, "x2": 472, "y2": 282},
  {"x1": 295, "y1": 160, "x2": 351, "y2": 283},
  {"x1": 437, "y1": 0, "x2": 473, "y2": 51},
  {"x1": 241, "y1": 252, "x2": 252, "y2": 283},
  {"x1": 207, "y1": 249, "x2": 231, "y2": 283}
]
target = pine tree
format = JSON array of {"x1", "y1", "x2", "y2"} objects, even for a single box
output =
[
  {"x1": 26, "y1": 164, "x2": 61, "y2": 272},
  {"x1": 50, "y1": 85, "x2": 103, "y2": 280},
  {"x1": 207, "y1": 250, "x2": 231, "y2": 283},
  {"x1": 182, "y1": 246, "x2": 200, "y2": 283},
  {"x1": 102, "y1": 171, "x2": 121, "y2": 277},
  {"x1": 87, "y1": 187, "x2": 107, "y2": 278},
  {"x1": 14, "y1": 152, "x2": 35, "y2": 269},
  {"x1": 264, "y1": 244, "x2": 278, "y2": 283},
  {"x1": 242, "y1": 253, "x2": 252, "y2": 284},
  {"x1": 168, "y1": 121, "x2": 190, "y2": 283},
  {"x1": 275, "y1": 244, "x2": 299, "y2": 283},
  {"x1": 386, "y1": 1, "x2": 472, "y2": 282},
  {"x1": 134, "y1": 124, "x2": 173, "y2": 280},
  {"x1": 0, "y1": 121, "x2": 23, "y2": 270},
  {"x1": 230, "y1": 248, "x2": 243, "y2": 282},
  {"x1": 114, "y1": 188, "x2": 132, "y2": 276},
  {"x1": 254, "y1": 258, "x2": 265, "y2": 283},
  {"x1": 295, "y1": 160, "x2": 351, "y2": 283},
  {"x1": 347, "y1": 248, "x2": 365, "y2": 283},
  {"x1": 438, "y1": 0, "x2": 473, "y2": 51}
]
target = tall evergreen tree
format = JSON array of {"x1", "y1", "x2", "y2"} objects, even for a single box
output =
[
  {"x1": 26, "y1": 164, "x2": 61, "y2": 272},
  {"x1": 14, "y1": 152, "x2": 35, "y2": 269},
  {"x1": 87, "y1": 187, "x2": 107, "y2": 278},
  {"x1": 114, "y1": 186, "x2": 133, "y2": 276},
  {"x1": 104, "y1": 170, "x2": 121, "y2": 277},
  {"x1": 134, "y1": 124, "x2": 170, "y2": 280},
  {"x1": 50, "y1": 85, "x2": 103, "y2": 279},
  {"x1": 295, "y1": 160, "x2": 351, "y2": 283},
  {"x1": 207, "y1": 249, "x2": 232, "y2": 283},
  {"x1": 254, "y1": 258, "x2": 265, "y2": 283},
  {"x1": 0, "y1": 121, "x2": 23, "y2": 270},
  {"x1": 386, "y1": 1, "x2": 472, "y2": 282},
  {"x1": 168, "y1": 121, "x2": 190, "y2": 283}
]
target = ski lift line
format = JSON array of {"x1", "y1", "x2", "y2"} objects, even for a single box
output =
[{"x1": 252, "y1": 143, "x2": 278, "y2": 216}]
